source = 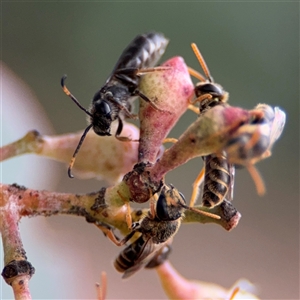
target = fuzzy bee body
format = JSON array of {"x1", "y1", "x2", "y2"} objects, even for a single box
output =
[
  {"x1": 112, "y1": 184, "x2": 219, "y2": 278},
  {"x1": 114, "y1": 233, "x2": 173, "y2": 279},
  {"x1": 114, "y1": 184, "x2": 184, "y2": 278}
]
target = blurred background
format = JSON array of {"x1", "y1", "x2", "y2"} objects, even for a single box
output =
[{"x1": 1, "y1": 2, "x2": 298, "y2": 299}]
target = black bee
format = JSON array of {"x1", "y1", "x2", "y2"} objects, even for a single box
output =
[
  {"x1": 188, "y1": 43, "x2": 235, "y2": 208},
  {"x1": 61, "y1": 32, "x2": 169, "y2": 177}
]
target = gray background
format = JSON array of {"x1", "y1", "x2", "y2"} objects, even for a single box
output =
[{"x1": 1, "y1": 2, "x2": 299, "y2": 299}]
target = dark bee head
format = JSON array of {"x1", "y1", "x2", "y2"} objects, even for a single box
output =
[
  {"x1": 195, "y1": 82, "x2": 223, "y2": 98},
  {"x1": 195, "y1": 82, "x2": 226, "y2": 100},
  {"x1": 90, "y1": 92, "x2": 113, "y2": 136},
  {"x1": 156, "y1": 184, "x2": 186, "y2": 221},
  {"x1": 190, "y1": 43, "x2": 229, "y2": 113}
]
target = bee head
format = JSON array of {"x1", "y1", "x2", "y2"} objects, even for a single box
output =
[
  {"x1": 156, "y1": 184, "x2": 186, "y2": 221},
  {"x1": 90, "y1": 95, "x2": 113, "y2": 136},
  {"x1": 195, "y1": 82, "x2": 227, "y2": 101}
]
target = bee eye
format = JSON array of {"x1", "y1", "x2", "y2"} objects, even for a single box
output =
[
  {"x1": 156, "y1": 192, "x2": 182, "y2": 221},
  {"x1": 156, "y1": 194, "x2": 169, "y2": 221},
  {"x1": 95, "y1": 101, "x2": 111, "y2": 115},
  {"x1": 197, "y1": 83, "x2": 223, "y2": 96}
]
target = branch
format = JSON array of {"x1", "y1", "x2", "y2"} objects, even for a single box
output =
[{"x1": 0, "y1": 124, "x2": 140, "y2": 185}]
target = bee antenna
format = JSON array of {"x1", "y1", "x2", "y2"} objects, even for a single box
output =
[
  {"x1": 61, "y1": 75, "x2": 93, "y2": 118},
  {"x1": 180, "y1": 203, "x2": 221, "y2": 220},
  {"x1": 68, "y1": 124, "x2": 93, "y2": 178},
  {"x1": 191, "y1": 43, "x2": 213, "y2": 83},
  {"x1": 246, "y1": 164, "x2": 266, "y2": 196}
]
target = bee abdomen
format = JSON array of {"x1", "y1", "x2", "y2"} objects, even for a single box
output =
[
  {"x1": 113, "y1": 32, "x2": 169, "y2": 71},
  {"x1": 114, "y1": 236, "x2": 145, "y2": 273},
  {"x1": 201, "y1": 155, "x2": 231, "y2": 207},
  {"x1": 114, "y1": 250, "x2": 134, "y2": 273}
]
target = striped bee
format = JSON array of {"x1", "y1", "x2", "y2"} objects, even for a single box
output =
[
  {"x1": 188, "y1": 43, "x2": 235, "y2": 208},
  {"x1": 99, "y1": 184, "x2": 219, "y2": 278}
]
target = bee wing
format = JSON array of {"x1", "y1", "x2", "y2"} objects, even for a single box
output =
[
  {"x1": 145, "y1": 244, "x2": 172, "y2": 269},
  {"x1": 269, "y1": 107, "x2": 286, "y2": 147},
  {"x1": 226, "y1": 164, "x2": 235, "y2": 202},
  {"x1": 109, "y1": 32, "x2": 169, "y2": 78},
  {"x1": 122, "y1": 239, "x2": 167, "y2": 279}
]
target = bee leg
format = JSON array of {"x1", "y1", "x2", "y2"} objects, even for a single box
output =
[
  {"x1": 249, "y1": 108, "x2": 265, "y2": 121},
  {"x1": 163, "y1": 138, "x2": 178, "y2": 144},
  {"x1": 244, "y1": 127, "x2": 262, "y2": 151},
  {"x1": 125, "y1": 202, "x2": 133, "y2": 229},
  {"x1": 190, "y1": 167, "x2": 205, "y2": 207},
  {"x1": 114, "y1": 117, "x2": 130, "y2": 142},
  {"x1": 134, "y1": 89, "x2": 171, "y2": 114},
  {"x1": 117, "y1": 190, "x2": 133, "y2": 229},
  {"x1": 189, "y1": 93, "x2": 213, "y2": 106},
  {"x1": 246, "y1": 164, "x2": 266, "y2": 196},
  {"x1": 94, "y1": 222, "x2": 121, "y2": 245},
  {"x1": 115, "y1": 117, "x2": 139, "y2": 142},
  {"x1": 105, "y1": 94, "x2": 138, "y2": 120},
  {"x1": 115, "y1": 66, "x2": 170, "y2": 77},
  {"x1": 95, "y1": 221, "x2": 136, "y2": 246},
  {"x1": 242, "y1": 128, "x2": 266, "y2": 196},
  {"x1": 260, "y1": 149, "x2": 272, "y2": 160},
  {"x1": 136, "y1": 66, "x2": 171, "y2": 75},
  {"x1": 162, "y1": 138, "x2": 178, "y2": 151},
  {"x1": 187, "y1": 104, "x2": 200, "y2": 114},
  {"x1": 146, "y1": 188, "x2": 159, "y2": 220},
  {"x1": 117, "y1": 104, "x2": 138, "y2": 120},
  {"x1": 149, "y1": 194, "x2": 156, "y2": 220}
]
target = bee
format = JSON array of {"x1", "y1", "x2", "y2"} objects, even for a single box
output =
[
  {"x1": 97, "y1": 184, "x2": 220, "y2": 278},
  {"x1": 61, "y1": 32, "x2": 169, "y2": 177},
  {"x1": 189, "y1": 44, "x2": 285, "y2": 202},
  {"x1": 223, "y1": 103, "x2": 286, "y2": 195},
  {"x1": 188, "y1": 43, "x2": 235, "y2": 208}
]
